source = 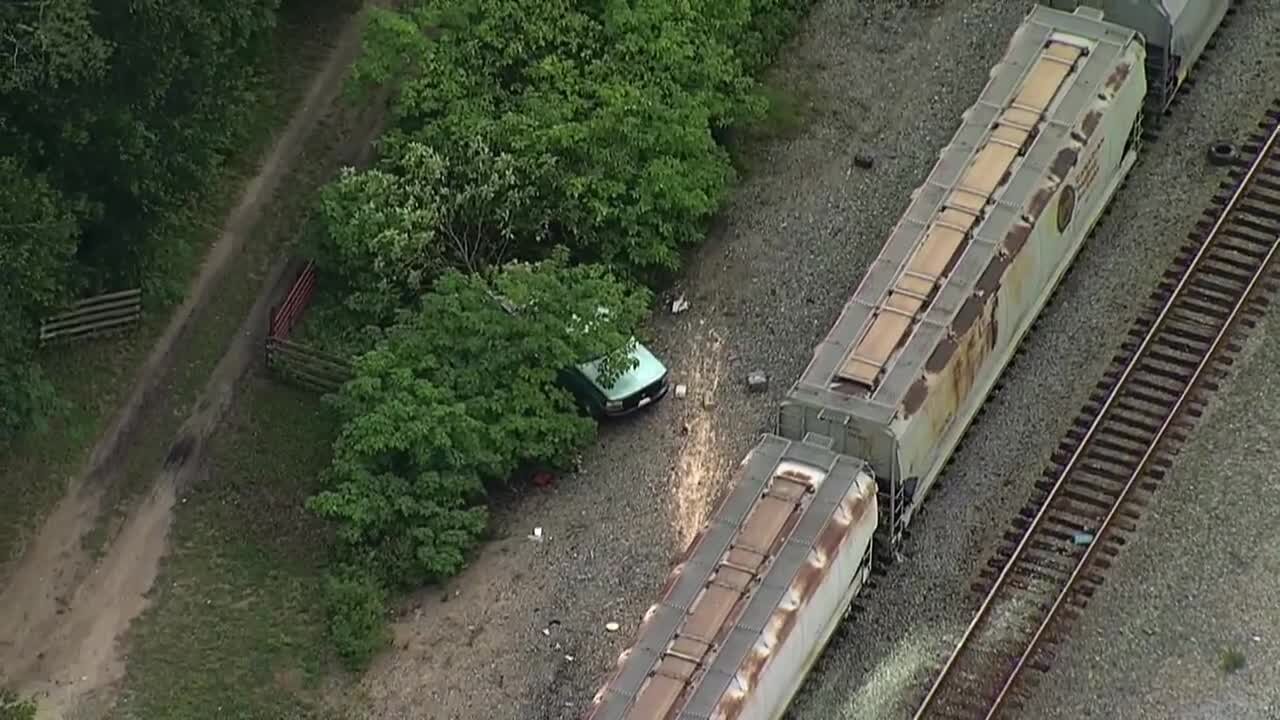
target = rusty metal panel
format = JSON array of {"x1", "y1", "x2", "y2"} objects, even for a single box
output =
[
  {"x1": 583, "y1": 437, "x2": 877, "y2": 720},
  {"x1": 780, "y1": 3, "x2": 1146, "y2": 544}
]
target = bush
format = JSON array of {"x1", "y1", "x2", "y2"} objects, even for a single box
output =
[
  {"x1": 323, "y1": 567, "x2": 391, "y2": 671},
  {"x1": 0, "y1": 159, "x2": 80, "y2": 443},
  {"x1": 0, "y1": 689, "x2": 36, "y2": 720},
  {"x1": 307, "y1": 250, "x2": 650, "y2": 586},
  {"x1": 337, "y1": 0, "x2": 819, "y2": 281}
]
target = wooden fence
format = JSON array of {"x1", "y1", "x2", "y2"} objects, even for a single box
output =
[
  {"x1": 265, "y1": 335, "x2": 354, "y2": 393},
  {"x1": 39, "y1": 288, "x2": 142, "y2": 345},
  {"x1": 270, "y1": 261, "x2": 318, "y2": 338},
  {"x1": 265, "y1": 261, "x2": 354, "y2": 393}
]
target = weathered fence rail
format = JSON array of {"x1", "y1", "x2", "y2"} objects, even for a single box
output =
[
  {"x1": 265, "y1": 335, "x2": 354, "y2": 393},
  {"x1": 39, "y1": 288, "x2": 143, "y2": 345},
  {"x1": 265, "y1": 261, "x2": 354, "y2": 393},
  {"x1": 270, "y1": 261, "x2": 317, "y2": 338}
]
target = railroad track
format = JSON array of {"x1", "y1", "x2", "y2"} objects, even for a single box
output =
[{"x1": 910, "y1": 98, "x2": 1280, "y2": 720}]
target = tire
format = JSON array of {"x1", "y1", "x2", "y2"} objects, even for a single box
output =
[{"x1": 1207, "y1": 141, "x2": 1237, "y2": 167}]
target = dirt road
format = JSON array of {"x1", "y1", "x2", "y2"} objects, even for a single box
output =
[{"x1": 0, "y1": 5, "x2": 382, "y2": 718}]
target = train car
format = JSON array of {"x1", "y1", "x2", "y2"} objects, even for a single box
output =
[
  {"x1": 584, "y1": 434, "x2": 877, "y2": 720},
  {"x1": 777, "y1": 4, "x2": 1147, "y2": 551},
  {"x1": 1043, "y1": 0, "x2": 1231, "y2": 114}
]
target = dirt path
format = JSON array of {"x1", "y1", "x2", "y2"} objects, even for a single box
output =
[{"x1": 0, "y1": 6, "x2": 382, "y2": 717}]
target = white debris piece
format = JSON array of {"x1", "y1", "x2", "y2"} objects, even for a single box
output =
[
  {"x1": 605, "y1": 621, "x2": 620, "y2": 633},
  {"x1": 528, "y1": 527, "x2": 544, "y2": 542},
  {"x1": 674, "y1": 384, "x2": 688, "y2": 399},
  {"x1": 671, "y1": 296, "x2": 690, "y2": 314}
]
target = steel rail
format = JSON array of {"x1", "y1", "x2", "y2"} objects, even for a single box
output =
[
  {"x1": 981, "y1": 119, "x2": 1280, "y2": 719},
  {"x1": 913, "y1": 115, "x2": 1280, "y2": 720}
]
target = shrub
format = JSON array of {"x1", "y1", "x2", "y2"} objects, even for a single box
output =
[
  {"x1": 323, "y1": 567, "x2": 391, "y2": 671},
  {"x1": 336, "y1": 0, "x2": 823, "y2": 281},
  {"x1": 0, "y1": 689, "x2": 36, "y2": 720},
  {"x1": 307, "y1": 250, "x2": 650, "y2": 586}
]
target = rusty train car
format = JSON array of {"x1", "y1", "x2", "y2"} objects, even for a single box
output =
[
  {"x1": 586, "y1": 435, "x2": 878, "y2": 720},
  {"x1": 584, "y1": 3, "x2": 1228, "y2": 719}
]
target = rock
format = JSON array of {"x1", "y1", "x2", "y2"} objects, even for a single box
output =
[
  {"x1": 747, "y1": 371, "x2": 768, "y2": 392},
  {"x1": 854, "y1": 153, "x2": 875, "y2": 170},
  {"x1": 702, "y1": 393, "x2": 716, "y2": 409}
]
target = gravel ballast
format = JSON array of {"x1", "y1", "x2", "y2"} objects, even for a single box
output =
[{"x1": 353, "y1": 2, "x2": 1280, "y2": 718}]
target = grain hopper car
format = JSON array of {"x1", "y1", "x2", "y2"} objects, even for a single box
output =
[
  {"x1": 779, "y1": 4, "x2": 1146, "y2": 553},
  {"x1": 583, "y1": 2, "x2": 1228, "y2": 718},
  {"x1": 1044, "y1": 0, "x2": 1231, "y2": 115},
  {"x1": 584, "y1": 434, "x2": 878, "y2": 720}
]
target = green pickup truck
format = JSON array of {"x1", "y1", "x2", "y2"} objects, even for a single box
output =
[{"x1": 562, "y1": 339, "x2": 670, "y2": 418}]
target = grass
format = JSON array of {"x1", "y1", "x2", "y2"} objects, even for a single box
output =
[
  {"x1": 726, "y1": 72, "x2": 825, "y2": 174},
  {"x1": 1220, "y1": 646, "x2": 1246, "y2": 674},
  {"x1": 0, "y1": 0, "x2": 360, "y2": 566},
  {"x1": 111, "y1": 378, "x2": 347, "y2": 720},
  {"x1": 0, "y1": 689, "x2": 37, "y2": 720}
]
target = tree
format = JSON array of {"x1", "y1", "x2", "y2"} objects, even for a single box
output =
[
  {"x1": 0, "y1": 0, "x2": 291, "y2": 438},
  {"x1": 313, "y1": 137, "x2": 540, "y2": 325},
  {"x1": 347, "y1": 0, "x2": 796, "y2": 280},
  {"x1": 307, "y1": 250, "x2": 651, "y2": 585},
  {"x1": 0, "y1": 0, "x2": 113, "y2": 94},
  {"x1": 0, "y1": 0, "x2": 281, "y2": 292},
  {"x1": 0, "y1": 158, "x2": 80, "y2": 441}
]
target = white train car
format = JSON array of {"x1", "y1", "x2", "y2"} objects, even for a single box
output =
[
  {"x1": 778, "y1": 5, "x2": 1148, "y2": 550},
  {"x1": 1044, "y1": 0, "x2": 1231, "y2": 114},
  {"x1": 584, "y1": 434, "x2": 877, "y2": 720}
]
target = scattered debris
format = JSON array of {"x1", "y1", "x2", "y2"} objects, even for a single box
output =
[
  {"x1": 853, "y1": 153, "x2": 875, "y2": 170},
  {"x1": 674, "y1": 384, "x2": 688, "y2": 399},
  {"x1": 747, "y1": 370, "x2": 768, "y2": 392},
  {"x1": 605, "y1": 621, "x2": 620, "y2": 633},
  {"x1": 541, "y1": 627, "x2": 551, "y2": 637},
  {"x1": 1207, "y1": 141, "x2": 1238, "y2": 167},
  {"x1": 528, "y1": 527, "x2": 544, "y2": 542},
  {"x1": 1071, "y1": 531, "x2": 1094, "y2": 546},
  {"x1": 531, "y1": 471, "x2": 556, "y2": 488},
  {"x1": 671, "y1": 295, "x2": 690, "y2": 314},
  {"x1": 702, "y1": 393, "x2": 716, "y2": 410},
  {"x1": 565, "y1": 654, "x2": 575, "y2": 662}
]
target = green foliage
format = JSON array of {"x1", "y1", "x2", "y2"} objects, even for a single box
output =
[
  {"x1": 0, "y1": 689, "x2": 36, "y2": 720},
  {"x1": 0, "y1": 158, "x2": 80, "y2": 441},
  {"x1": 323, "y1": 566, "x2": 391, "y2": 671},
  {"x1": 1, "y1": 0, "x2": 282, "y2": 290},
  {"x1": 0, "y1": 0, "x2": 112, "y2": 94},
  {"x1": 1221, "y1": 646, "x2": 1246, "y2": 674},
  {"x1": 313, "y1": 138, "x2": 536, "y2": 325},
  {"x1": 0, "y1": 0, "x2": 294, "y2": 439},
  {"x1": 308, "y1": 251, "x2": 650, "y2": 585},
  {"x1": 343, "y1": 0, "x2": 816, "y2": 281}
]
